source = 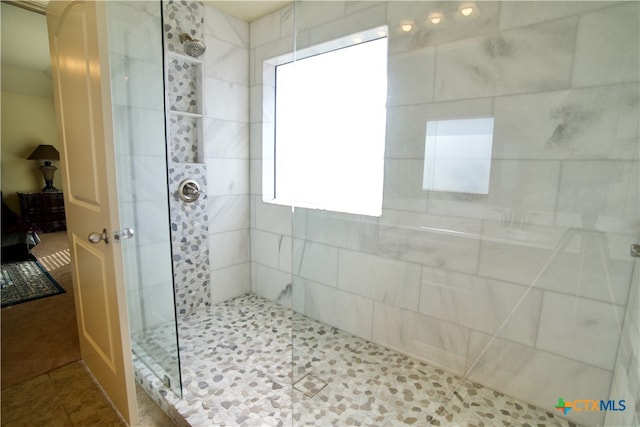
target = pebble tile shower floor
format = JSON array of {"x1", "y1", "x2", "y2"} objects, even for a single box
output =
[{"x1": 134, "y1": 294, "x2": 578, "y2": 427}]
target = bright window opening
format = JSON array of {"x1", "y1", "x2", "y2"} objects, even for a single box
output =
[
  {"x1": 423, "y1": 118, "x2": 494, "y2": 194},
  {"x1": 263, "y1": 27, "x2": 388, "y2": 216}
]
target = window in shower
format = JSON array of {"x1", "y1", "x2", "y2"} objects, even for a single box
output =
[
  {"x1": 263, "y1": 27, "x2": 388, "y2": 217},
  {"x1": 422, "y1": 117, "x2": 495, "y2": 194}
]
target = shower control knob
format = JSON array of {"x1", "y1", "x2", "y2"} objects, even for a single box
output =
[{"x1": 178, "y1": 179, "x2": 204, "y2": 203}]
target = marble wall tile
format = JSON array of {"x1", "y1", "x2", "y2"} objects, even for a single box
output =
[
  {"x1": 137, "y1": 281, "x2": 178, "y2": 330},
  {"x1": 338, "y1": 249, "x2": 421, "y2": 311},
  {"x1": 207, "y1": 195, "x2": 249, "y2": 234},
  {"x1": 205, "y1": 158, "x2": 249, "y2": 196},
  {"x1": 249, "y1": 85, "x2": 265, "y2": 125},
  {"x1": 555, "y1": 160, "x2": 639, "y2": 233},
  {"x1": 628, "y1": 258, "x2": 640, "y2": 330},
  {"x1": 203, "y1": 119, "x2": 249, "y2": 159},
  {"x1": 387, "y1": 47, "x2": 436, "y2": 107},
  {"x1": 208, "y1": 229, "x2": 250, "y2": 269},
  {"x1": 251, "y1": 229, "x2": 292, "y2": 272},
  {"x1": 293, "y1": 240, "x2": 338, "y2": 287},
  {"x1": 536, "y1": 291, "x2": 625, "y2": 370},
  {"x1": 434, "y1": 17, "x2": 577, "y2": 102},
  {"x1": 301, "y1": 210, "x2": 379, "y2": 253},
  {"x1": 458, "y1": 160, "x2": 560, "y2": 226},
  {"x1": 307, "y1": 3, "x2": 386, "y2": 46},
  {"x1": 252, "y1": 197, "x2": 292, "y2": 236},
  {"x1": 423, "y1": 163, "x2": 561, "y2": 228},
  {"x1": 249, "y1": 159, "x2": 262, "y2": 197},
  {"x1": 129, "y1": 200, "x2": 172, "y2": 246},
  {"x1": 346, "y1": 1, "x2": 381, "y2": 16},
  {"x1": 291, "y1": 276, "x2": 306, "y2": 314},
  {"x1": 382, "y1": 159, "x2": 428, "y2": 212},
  {"x1": 305, "y1": 281, "x2": 374, "y2": 340},
  {"x1": 203, "y1": 36, "x2": 249, "y2": 85},
  {"x1": 249, "y1": 8, "x2": 281, "y2": 49},
  {"x1": 204, "y1": 5, "x2": 248, "y2": 47},
  {"x1": 203, "y1": 78, "x2": 249, "y2": 122},
  {"x1": 110, "y1": 55, "x2": 164, "y2": 110},
  {"x1": 249, "y1": 123, "x2": 263, "y2": 162},
  {"x1": 253, "y1": 264, "x2": 292, "y2": 308},
  {"x1": 466, "y1": 332, "x2": 611, "y2": 426},
  {"x1": 478, "y1": 222, "x2": 566, "y2": 286},
  {"x1": 210, "y1": 263, "x2": 251, "y2": 305},
  {"x1": 498, "y1": 1, "x2": 611, "y2": 31},
  {"x1": 535, "y1": 230, "x2": 635, "y2": 306},
  {"x1": 286, "y1": 1, "x2": 345, "y2": 33},
  {"x1": 572, "y1": 2, "x2": 640, "y2": 87},
  {"x1": 372, "y1": 302, "x2": 470, "y2": 375},
  {"x1": 605, "y1": 260, "x2": 639, "y2": 426},
  {"x1": 378, "y1": 210, "x2": 481, "y2": 274},
  {"x1": 125, "y1": 156, "x2": 172, "y2": 203},
  {"x1": 420, "y1": 266, "x2": 542, "y2": 346},
  {"x1": 106, "y1": 1, "x2": 162, "y2": 64},
  {"x1": 112, "y1": 107, "x2": 165, "y2": 157},
  {"x1": 492, "y1": 84, "x2": 639, "y2": 161},
  {"x1": 252, "y1": 37, "x2": 296, "y2": 86},
  {"x1": 136, "y1": 241, "x2": 174, "y2": 291}
]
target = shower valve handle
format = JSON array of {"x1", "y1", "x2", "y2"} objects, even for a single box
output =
[{"x1": 178, "y1": 179, "x2": 204, "y2": 203}]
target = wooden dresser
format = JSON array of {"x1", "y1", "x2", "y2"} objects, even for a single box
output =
[{"x1": 18, "y1": 192, "x2": 67, "y2": 232}]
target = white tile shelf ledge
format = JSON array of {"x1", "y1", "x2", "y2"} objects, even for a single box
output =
[{"x1": 169, "y1": 110, "x2": 203, "y2": 118}]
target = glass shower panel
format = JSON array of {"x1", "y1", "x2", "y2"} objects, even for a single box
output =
[
  {"x1": 105, "y1": 1, "x2": 182, "y2": 397},
  {"x1": 290, "y1": 1, "x2": 639, "y2": 426}
]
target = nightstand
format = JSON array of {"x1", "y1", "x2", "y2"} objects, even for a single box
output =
[{"x1": 17, "y1": 192, "x2": 67, "y2": 232}]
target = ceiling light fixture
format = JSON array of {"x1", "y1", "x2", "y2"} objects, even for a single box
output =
[
  {"x1": 428, "y1": 13, "x2": 444, "y2": 25},
  {"x1": 459, "y1": 2, "x2": 476, "y2": 17},
  {"x1": 400, "y1": 21, "x2": 414, "y2": 32}
]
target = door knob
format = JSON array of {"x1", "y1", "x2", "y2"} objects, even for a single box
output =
[{"x1": 88, "y1": 228, "x2": 110, "y2": 244}]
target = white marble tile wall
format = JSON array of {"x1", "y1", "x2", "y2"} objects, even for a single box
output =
[
  {"x1": 202, "y1": 5, "x2": 251, "y2": 305},
  {"x1": 248, "y1": 2, "x2": 639, "y2": 424},
  {"x1": 605, "y1": 257, "x2": 640, "y2": 426}
]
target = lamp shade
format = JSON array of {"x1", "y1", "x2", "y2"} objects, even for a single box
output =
[{"x1": 28, "y1": 144, "x2": 60, "y2": 161}]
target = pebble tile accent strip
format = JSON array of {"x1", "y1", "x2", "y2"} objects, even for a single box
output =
[
  {"x1": 134, "y1": 294, "x2": 580, "y2": 426},
  {"x1": 169, "y1": 115, "x2": 200, "y2": 164},
  {"x1": 168, "y1": 164, "x2": 210, "y2": 315},
  {"x1": 163, "y1": 0, "x2": 204, "y2": 55}
]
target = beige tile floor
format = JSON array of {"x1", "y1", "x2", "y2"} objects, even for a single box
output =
[{"x1": 1, "y1": 361, "x2": 174, "y2": 427}]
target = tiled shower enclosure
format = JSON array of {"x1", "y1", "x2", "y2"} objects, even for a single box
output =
[{"x1": 105, "y1": 1, "x2": 640, "y2": 426}]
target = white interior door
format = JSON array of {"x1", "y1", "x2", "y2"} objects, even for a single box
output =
[{"x1": 47, "y1": 1, "x2": 137, "y2": 424}]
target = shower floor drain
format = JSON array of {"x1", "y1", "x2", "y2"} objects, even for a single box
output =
[{"x1": 293, "y1": 374, "x2": 328, "y2": 398}]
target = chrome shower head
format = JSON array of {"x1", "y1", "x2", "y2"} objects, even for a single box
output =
[{"x1": 179, "y1": 33, "x2": 206, "y2": 58}]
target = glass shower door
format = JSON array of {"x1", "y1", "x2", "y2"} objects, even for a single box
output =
[
  {"x1": 105, "y1": 1, "x2": 182, "y2": 397},
  {"x1": 288, "y1": 1, "x2": 639, "y2": 426}
]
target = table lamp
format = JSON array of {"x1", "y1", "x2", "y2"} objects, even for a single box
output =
[{"x1": 28, "y1": 144, "x2": 60, "y2": 192}]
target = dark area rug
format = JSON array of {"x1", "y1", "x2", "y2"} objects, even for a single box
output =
[{"x1": 1, "y1": 255, "x2": 65, "y2": 307}]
